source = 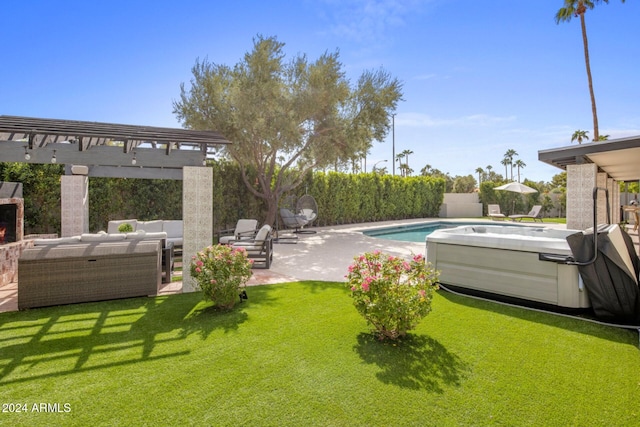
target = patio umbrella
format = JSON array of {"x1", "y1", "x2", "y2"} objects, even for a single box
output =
[
  {"x1": 494, "y1": 182, "x2": 537, "y2": 215},
  {"x1": 494, "y1": 182, "x2": 538, "y2": 194}
]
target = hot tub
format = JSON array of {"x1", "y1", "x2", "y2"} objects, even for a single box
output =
[{"x1": 426, "y1": 225, "x2": 590, "y2": 309}]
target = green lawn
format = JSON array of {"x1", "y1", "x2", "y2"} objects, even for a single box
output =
[{"x1": 1, "y1": 281, "x2": 638, "y2": 426}]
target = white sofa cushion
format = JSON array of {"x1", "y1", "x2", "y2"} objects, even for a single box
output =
[
  {"x1": 137, "y1": 220, "x2": 163, "y2": 233},
  {"x1": 33, "y1": 236, "x2": 82, "y2": 246},
  {"x1": 81, "y1": 233, "x2": 127, "y2": 242},
  {"x1": 162, "y1": 220, "x2": 183, "y2": 238},
  {"x1": 124, "y1": 230, "x2": 147, "y2": 240},
  {"x1": 125, "y1": 231, "x2": 167, "y2": 241}
]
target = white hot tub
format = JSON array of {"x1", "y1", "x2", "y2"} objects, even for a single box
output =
[{"x1": 426, "y1": 225, "x2": 590, "y2": 309}]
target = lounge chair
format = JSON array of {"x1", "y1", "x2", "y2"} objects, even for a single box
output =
[
  {"x1": 509, "y1": 205, "x2": 543, "y2": 222},
  {"x1": 487, "y1": 204, "x2": 506, "y2": 220},
  {"x1": 219, "y1": 219, "x2": 259, "y2": 244},
  {"x1": 231, "y1": 224, "x2": 273, "y2": 269}
]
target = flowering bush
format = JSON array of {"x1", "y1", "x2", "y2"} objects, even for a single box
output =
[
  {"x1": 345, "y1": 251, "x2": 439, "y2": 340},
  {"x1": 190, "y1": 244, "x2": 254, "y2": 309}
]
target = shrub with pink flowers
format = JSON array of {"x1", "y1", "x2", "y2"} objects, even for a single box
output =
[
  {"x1": 190, "y1": 244, "x2": 254, "y2": 309},
  {"x1": 345, "y1": 251, "x2": 439, "y2": 340}
]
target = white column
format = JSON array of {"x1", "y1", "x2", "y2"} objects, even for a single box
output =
[
  {"x1": 181, "y1": 166, "x2": 213, "y2": 293},
  {"x1": 566, "y1": 164, "x2": 597, "y2": 231},
  {"x1": 61, "y1": 175, "x2": 89, "y2": 237}
]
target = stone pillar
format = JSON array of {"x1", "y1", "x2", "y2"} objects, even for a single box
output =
[
  {"x1": 182, "y1": 166, "x2": 213, "y2": 293},
  {"x1": 609, "y1": 177, "x2": 620, "y2": 225},
  {"x1": 567, "y1": 164, "x2": 619, "y2": 230},
  {"x1": 567, "y1": 164, "x2": 597, "y2": 230},
  {"x1": 61, "y1": 175, "x2": 89, "y2": 237}
]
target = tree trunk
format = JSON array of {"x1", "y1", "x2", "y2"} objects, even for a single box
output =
[
  {"x1": 265, "y1": 196, "x2": 278, "y2": 229},
  {"x1": 580, "y1": 13, "x2": 599, "y2": 141}
]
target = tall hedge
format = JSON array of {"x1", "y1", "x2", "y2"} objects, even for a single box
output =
[{"x1": 4, "y1": 162, "x2": 445, "y2": 235}]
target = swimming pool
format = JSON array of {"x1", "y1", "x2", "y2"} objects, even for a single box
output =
[{"x1": 362, "y1": 220, "x2": 536, "y2": 242}]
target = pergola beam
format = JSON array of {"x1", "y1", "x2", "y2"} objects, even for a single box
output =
[{"x1": 0, "y1": 115, "x2": 230, "y2": 172}]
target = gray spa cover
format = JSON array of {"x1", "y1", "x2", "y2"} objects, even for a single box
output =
[{"x1": 566, "y1": 225, "x2": 640, "y2": 325}]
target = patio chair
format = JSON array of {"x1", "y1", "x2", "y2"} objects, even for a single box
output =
[
  {"x1": 296, "y1": 195, "x2": 318, "y2": 233},
  {"x1": 219, "y1": 219, "x2": 259, "y2": 244},
  {"x1": 231, "y1": 224, "x2": 273, "y2": 269},
  {"x1": 487, "y1": 204, "x2": 506, "y2": 220},
  {"x1": 279, "y1": 208, "x2": 310, "y2": 233},
  {"x1": 509, "y1": 205, "x2": 543, "y2": 222}
]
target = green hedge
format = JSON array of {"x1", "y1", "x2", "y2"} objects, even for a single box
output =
[{"x1": 3, "y1": 161, "x2": 445, "y2": 235}]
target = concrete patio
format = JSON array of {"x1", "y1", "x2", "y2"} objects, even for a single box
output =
[{"x1": 4, "y1": 217, "x2": 629, "y2": 315}]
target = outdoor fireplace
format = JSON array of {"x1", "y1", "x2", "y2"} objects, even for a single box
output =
[
  {"x1": 0, "y1": 182, "x2": 28, "y2": 286},
  {"x1": 0, "y1": 202, "x2": 18, "y2": 244},
  {"x1": 0, "y1": 198, "x2": 23, "y2": 244}
]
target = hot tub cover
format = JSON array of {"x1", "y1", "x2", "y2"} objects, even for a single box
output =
[{"x1": 566, "y1": 224, "x2": 640, "y2": 325}]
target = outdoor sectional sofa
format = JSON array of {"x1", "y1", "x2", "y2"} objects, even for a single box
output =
[
  {"x1": 18, "y1": 240, "x2": 162, "y2": 310},
  {"x1": 107, "y1": 219, "x2": 183, "y2": 248},
  {"x1": 29, "y1": 229, "x2": 174, "y2": 282}
]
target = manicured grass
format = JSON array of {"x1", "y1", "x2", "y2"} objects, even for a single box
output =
[{"x1": 1, "y1": 282, "x2": 638, "y2": 426}]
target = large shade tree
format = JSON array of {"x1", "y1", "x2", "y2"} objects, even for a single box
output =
[
  {"x1": 555, "y1": 0, "x2": 625, "y2": 142},
  {"x1": 174, "y1": 36, "x2": 402, "y2": 224}
]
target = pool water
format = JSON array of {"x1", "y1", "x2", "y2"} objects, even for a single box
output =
[{"x1": 362, "y1": 221, "x2": 525, "y2": 243}]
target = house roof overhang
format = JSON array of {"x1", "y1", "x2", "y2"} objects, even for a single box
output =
[
  {"x1": 538, "y1": 135, "x2": 640, "y2": 182},
  {"x1": 0, "y1": 115, "x2": 231, "y2": 179}
]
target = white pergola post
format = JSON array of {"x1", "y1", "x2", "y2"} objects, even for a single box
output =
[
  {"x1": 60, "y1": 175, "x2": 89, "y2": 237},
  {"x1": 181, "y1": 166, "x2": 213, "y2": 293}
]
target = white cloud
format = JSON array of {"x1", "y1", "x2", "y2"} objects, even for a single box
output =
[
  {"x1": 318, "y1": 0, "x2": 433, "y2": 43},
  {"x1": 397, "y1": 112, "x2": 516, "y2": 127}
]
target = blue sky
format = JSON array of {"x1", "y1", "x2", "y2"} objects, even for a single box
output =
[{"x1": 2, "y1": 0, "x2": 638, "y2": 183}]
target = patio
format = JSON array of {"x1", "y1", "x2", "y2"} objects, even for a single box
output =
[{"x1": 0, "y1": 218, "x2": 586, "y2": 314}]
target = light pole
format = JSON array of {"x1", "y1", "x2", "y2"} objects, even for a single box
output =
[
  {"x1": 392, "y1": 114, "x2": 396, "y2": 176},
  {"x1": 372, "y1": 159, "x2": 388, "y2": 173}
]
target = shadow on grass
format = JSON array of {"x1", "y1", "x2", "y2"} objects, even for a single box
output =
[
  {"x1": 354, "y1": 332, "x2": 469, "y2": 393},
  {"x1": 0, "y1": 292, "x2": 249, "y2": 386},
  {"x1": 437, "y1": 288, "x2": 639, "y2": 346},
  {"x1": 179, "y1": 299, "x2": 249, "y2": 340}
]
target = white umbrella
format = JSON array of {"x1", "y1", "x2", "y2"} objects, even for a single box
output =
[
  {"x1": 495, "y1": 182, "x2": 537, "y2": 215},
  {"x1": 494, "y1": 182, "x2": 537, "y2": 194}
]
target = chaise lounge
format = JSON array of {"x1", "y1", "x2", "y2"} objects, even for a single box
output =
[
  {"x1": 487, "y1": 204, "x2": 506, "y2": 220},
  {"x1": 509, "y1": 205, "x2": 543, "y2": 222}
]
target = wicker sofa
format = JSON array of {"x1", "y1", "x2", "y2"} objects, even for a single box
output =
[
  {"x1": 31, "y1": 230, "x2": 174, "y2": 283},
  {"x1": 18, "y1": 240, "x2": 161, "y2": 310}
]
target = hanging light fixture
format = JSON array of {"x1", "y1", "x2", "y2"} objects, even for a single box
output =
[
  {"x1": 24, "y1": 146, "x2": 31, "y2": 160},
  {"x1": 51, "y1": 150, "x2": 57, "y2": 164}
]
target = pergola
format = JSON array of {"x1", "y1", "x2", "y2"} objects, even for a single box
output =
[
  {"x1": 538, "y1": 135, "x2": 640, "y2": 230},
  {"x1": 0, "y1": 115, "x2": 230, "y2": 180},
  {"x1": 0, "y1": 115, "x2": 231, "y2": 292}
]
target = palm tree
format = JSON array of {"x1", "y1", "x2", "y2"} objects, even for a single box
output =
[
  {"x1": 395, "y1": 153, "x2": 405, "y2": 177},
  {"x1": 556, "y1": 0, "x2": 626, "y2": 142},
  {"x1": 485, "y1": 165, "x2": 494, "y2": 181},
  {"x1": 503, "y1": 149, "x2": 518, "y2": 180},
  {"x1": 400, "y1": 149, "x2": 414, "y2": 175},
  {"x1": 597, "y1": 134, "x2": 610, "y2": 141},
  {"x1": 514, "y1": 159, "x2": 526, "y2": 182},
  {"x1": 475, "y1": 167, "x2": 484, "y2": 186},
  {"x1": 420, "y1": 164, "x2": 433, "y2": 176},
  {"x1": 571, "y1": 129, "x2": 590, "y2": 144},
  {"x1": 501, "y1": 158, "x2": 511, "y2": 181}
]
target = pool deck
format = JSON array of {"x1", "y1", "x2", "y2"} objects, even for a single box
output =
[{"x1": 1, "y1": 218, "x2": 624, "y2": 314}]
